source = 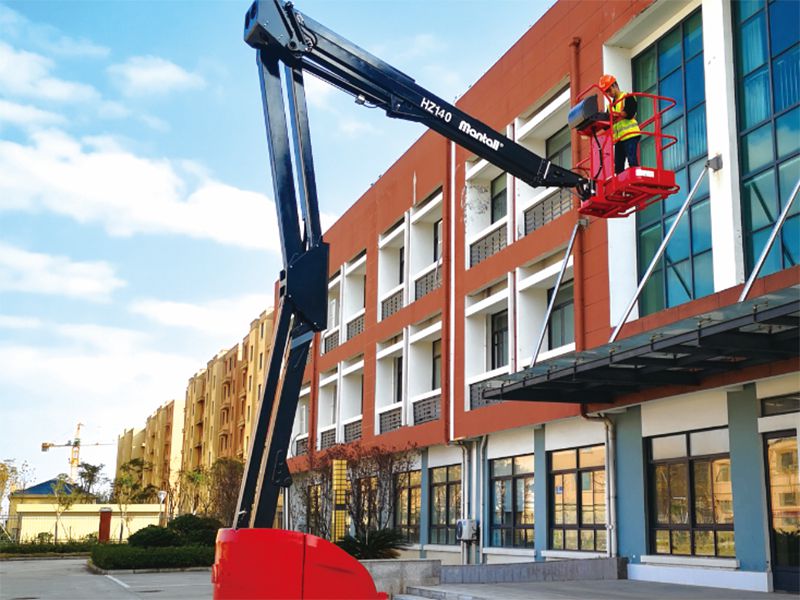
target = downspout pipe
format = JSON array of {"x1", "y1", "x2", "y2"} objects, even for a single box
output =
[
  {"x1": 455, "y1": 439, "x2": 471, "y2": 565},
  {"x1": 569, "y1": 37, "x2": 586, "y2": 353},
  {"x1": 581, "y1": 404, "x2": 617, "y2": 558}
]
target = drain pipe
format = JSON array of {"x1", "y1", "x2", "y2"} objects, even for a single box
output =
[
  {"x1": 581, "y1": 405, "x2": 617, "y2": 558},
  {"x1": 479, "y1": 435, "x2": 488, "y2": 564},
  {"x1": 455, "y1": 439, "x2": 471, "y2": 565}
]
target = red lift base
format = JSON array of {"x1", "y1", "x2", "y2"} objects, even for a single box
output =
[
  {"x1": 212, "y1": 528, "x2": 387, "y2": 600},
  {"x1": 578, "y1": 166, "x2": 678, "y2": 219}
]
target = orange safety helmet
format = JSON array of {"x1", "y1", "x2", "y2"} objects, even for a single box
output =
[{"x1": 598, "y1": 74, "x2": 617, "y2": 92}]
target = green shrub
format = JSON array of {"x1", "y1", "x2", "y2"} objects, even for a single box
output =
[
  {"x1": 128, "y1": 525, "x2": 181, "y2": 548},
  {"x1": 335, "y1": 529, "x2": 407, "y2": 559},
  {"x1": 0, "y1": 541, "x2": 94, "y2": 554},
  {"x1": 167, "y1": 514, "x2": 222, "y2": 546},
  {"x1": 91, "y1": 544, "x2": 215, "y2": 570}
]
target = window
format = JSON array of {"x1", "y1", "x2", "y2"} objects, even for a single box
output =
[
  {"x1": 546, "y1": 125, "x2": 572, "y2": 170},
  {"x1": 395, "y1": 470, "x2": 421, "y2": 543},
  {"x1": 399, "y1": 246, "x2": 405, "y2": 285},
  {"x1": 259, "y1": 352, "x2": 263, "y2": 370},
  {"x1": 393, "y1": 356, "x2": 403, "y2": 404},
  {"x1": 633, "y1": 10, "x2": 712, "y2": 316},
  {"x1": 490, "y1": 454, "x2": 534, "y2": 547},
  {"x1": 547, "y1": 281, "x2": 575, "y2": 349},
  {"x1": 550, "y1": 445, "x2": 606, "y2": 552},
  {"x1": 734, "y1": 0, "x2": 800, "y2": 276},
  {"x1": 762, "y1": 393, "x2": 800, "y2": 416},
  {"x1": 648, "y1": 428, "x2": 735, "y2": 557},
  {"x1": 490, "y1": 174, "x2": 507, "y2": 223},
  {"x1": 431, "y1": 339, "x2": 442, "y2": 390},
  {"x1": 489, "y1": 310, "x2": 508, "y2": 370},
  {"x1": 433, "y1": 219, "x2": 443, "y2": 262},
  {"x1": 430, "y1": 464, "x2": 461, "y2": 545},
  {"x1": 351, "y1": 476, "x2": 378, "y2": 533},
  {"x1": 260, "y1": 322, "x2": 264, "y2": 338}
]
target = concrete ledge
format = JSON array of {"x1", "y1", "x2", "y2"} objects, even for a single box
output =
[
  {"x1": 628, "y1": 563, "x2": 770, "y2": 593},
  {"x1": 361, "y1": 558, "x2": 441, "y2": 597},
  {"x1": 440, "y1": 557, "x2": 627, "y2": 584},
  {"x1": 85, "y1": 559, "x2": 212, "y2": 575}
]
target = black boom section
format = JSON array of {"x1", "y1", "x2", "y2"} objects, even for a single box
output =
[{"x1": 245, "y1": 0, "x2": 588, "y2": 194}]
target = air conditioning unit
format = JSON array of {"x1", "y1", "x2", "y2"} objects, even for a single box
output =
[{"x1": 456, "y1": 518, "x2": 478, "y2": 541}]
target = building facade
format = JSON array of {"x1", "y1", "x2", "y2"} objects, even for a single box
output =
[
  {"x1": 279, "y1": 0, "x2": 799, "y2": 594},
  {"x1": 115, "y1": 427, "x2": 145, "y2": 483},
  {"x1": 141, "y1": 400, "x2": 185, "y2": 496}
]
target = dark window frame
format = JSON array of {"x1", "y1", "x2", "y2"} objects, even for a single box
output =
[
  {"x1": 547, "y1": 280, "x2": 575, "y2": 349},
  {"x1": 431, "y1": 338, "x2": 442, "y2": 391},
  {"x1": 394, "y1": 469, "x2": 422, "y2": 544},
  {"x1": 733, "y1": 0, "x2": 800, "y2": 276},
  {"x1": 633, "y1": 8, "x2": 712, "y2": 316},
  {"x1": 490, "y1": 173, "x2": 507, "y2": 224},
  {"x1": 647, "y1": 428, "x2": 735, "y2": 557},
  {"x1": 489, "y1": 309, "x2": 509, "y2": 370},
  {"x1": 489, "y1": 454, "x2": 535, "y2": 548},
  {"x1": 549, "y1": 444, "x2": 607, "y2": 552},
  {"x1": 433, "y1": 219, "x2": 443, "y2": 262},
  {"x1": 546, "y1": 125, "x2": 572, "y2": 171},
  {"x1": 429, "y1": 464, "x2": 462, "y2": 545}
]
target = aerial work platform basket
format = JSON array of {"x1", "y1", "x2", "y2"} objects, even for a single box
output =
[{"x1": 569, "y1": 85, "x2": 680, "y2": 219}]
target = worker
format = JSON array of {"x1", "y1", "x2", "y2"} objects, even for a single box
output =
[{"x1": 598, "y1": 74, "x2": 640, "y2": 174}]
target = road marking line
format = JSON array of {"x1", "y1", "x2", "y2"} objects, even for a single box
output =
[{"x1": 106, "y1": 574, "x2": 131, "y2": 589}]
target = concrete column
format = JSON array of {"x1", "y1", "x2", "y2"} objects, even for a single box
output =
[
  {"x1": 613, "y1": 406, "x2": 648, "y2": 563},
  {"x1": 728, "y1": 384, "x2": 770, "y2": 572},
  {"x1": 419, "y1": 448, "x2": 429, "y2": 558},
  {"x1": 534, "y1": 427, "x2": 548, "y2": 560}
]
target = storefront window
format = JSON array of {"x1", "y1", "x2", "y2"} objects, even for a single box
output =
[
  {"x1": 394, "y1": 470, "x2": 421, "y2": 543},
  {"x1": 490, "y1": 454, "x2": 534, "y2": 548},
  {"x1": 429, "y1": 465, "x2": 461, "y2": 545}
]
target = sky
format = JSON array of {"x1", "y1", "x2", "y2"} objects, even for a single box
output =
[{"x1": 0, "y1": 0, "x2": 555, "y2": 493}]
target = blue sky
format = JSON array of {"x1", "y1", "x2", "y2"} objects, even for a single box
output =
[{"x1": 0, "y1": 0, "x2": 554, "y2": 491}]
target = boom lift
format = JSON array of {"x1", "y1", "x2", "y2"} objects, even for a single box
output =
[{"x1": 213, "y1": 2, "x2": 679, "y2": 598}]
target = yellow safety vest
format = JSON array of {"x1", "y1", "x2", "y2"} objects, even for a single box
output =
[{"x1": 612, "y1": 92, "x2": 641, "y2": 142}]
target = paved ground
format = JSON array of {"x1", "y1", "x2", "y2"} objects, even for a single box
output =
[
  {"x1": 402, "y1": 580, "x2": 783, "y2": 600},
  {"x1": 0, "y1": 558, "x2": 212, "y2": 600},
  {"x1": 0, "y1": 558, "x2": 790, "y2": 600}
]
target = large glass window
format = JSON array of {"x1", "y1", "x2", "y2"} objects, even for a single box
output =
[
  {"x1": 547, "y1": 281, "x2": 575, "y2": 349},
  {"x1": 765, "y1": 432, "x2": 800, "y2": 592},
  {"x1": 490, "y1": 454, "x2": 534, "y2": 548},
  {"x1": 648, "y1": 429, "x2": 735, "y2": 557},
  {"x1": 734, "y1": 0, "x2": 800, "y2": 276},
  {"x1": 395, "y1": 470, "x2": 421, "y2": 543},
  {"x1": 429, "y1": 464, "x2": 461, "y2": 545},
  {"x1": 489, "y1": 309, "x2": 508, "y2": 370},
  {"x1": 550, "y1": 445, "x2": 607, "y2": 552},
  {"x1": 491, "y1": 174, "x2": 507, "y2": 223},
  {"x1": 633, "y1": 10, "x2": 712, "y2": 316}
]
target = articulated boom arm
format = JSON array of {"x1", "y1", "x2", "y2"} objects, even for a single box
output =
[
  {"x1": 234, "y1": 0, "x2": 590, "y2": 533},
  {"x1": 244, "y1": 0, "x2": 589, "y2": 194}
]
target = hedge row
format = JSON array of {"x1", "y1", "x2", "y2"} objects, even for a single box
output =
[
  {"x1": 91, "y1": 544, "x2": 215, "y2": 570},
  {"x1": 0, "y1": 541, "x2": 95, "y2": 554}
]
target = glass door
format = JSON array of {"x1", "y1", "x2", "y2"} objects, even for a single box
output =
[{"x1": 765, "y1": 432, "x2": 799, "y2": 592}]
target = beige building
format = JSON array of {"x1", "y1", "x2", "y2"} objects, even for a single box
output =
[
  {"x1": 142, "y1": 399, "x2": 185, "y2": 497},
  {"x1": 115, "y1": 427, "x2": 145, "y2": 483}
]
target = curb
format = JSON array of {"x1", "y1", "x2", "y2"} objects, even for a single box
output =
[
  {"x1": 0, "y1": 554, "x2": 91, "y2": 561},
  {"x1": 86, "y1": 559, "x2": 212, "y2": 575}
]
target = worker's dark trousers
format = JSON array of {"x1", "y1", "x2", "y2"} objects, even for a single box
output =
[{"x1": 614, "y1": 136, "x2": 640, "y2": 174}]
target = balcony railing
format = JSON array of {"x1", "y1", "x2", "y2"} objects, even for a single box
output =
[
  {"x1": 412, "y1": 394, "x2": 440, "y2": 425},
  {"x1": 470, "y1": 225, "x2": 506, "y2": 267},
  {"x1": 323, "y1": 329, "x2": 340, "y2": 354},
  {"x1": 295, "y1": 436, "x2": 308, "y2": 456},
  {"x1": 320, "y1": 427, "x2": 336, "y2": 449},
  {"x1": 346, "y1": 313, "x2": 366, "y2": 340},
  {"x1": 343, "y1": 418, "x2": 362, "y2": 443},
  {"x1": 381, "y1": 289, "x2": 403, "y2": 320},
  {"x1": 414, "y1": 265, "x2": 442, "y2": 301},
  {"x1": 524, "y1": 189, "x2": 573, "y2": 235},
  {"x1": 378, "y1": 406, "x2": 402, "y2": 434},
  {"x1": 469, "y1": 378, "x2": 503, "y2": 410}
]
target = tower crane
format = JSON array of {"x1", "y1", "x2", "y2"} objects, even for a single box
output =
[{"x1": 40, "y1": 423, "x2": 114, "y2": 484}]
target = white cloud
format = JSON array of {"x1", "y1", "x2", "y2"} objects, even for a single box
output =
[
  {"x1": 108, "y1": 56, "x2": 205, "y2": 97},
  {"x1": 338, "y1": 117, "x2": 379, "y2": 138},
  {"x1": 0, "y1": 4, "x2": 109, "y2": 59},
  {"x1": 0, "y1": 99, "x2": 64, "y2": 128},
  {"x1": 0, "y1": 42, "x2": 99, "y2": 103},
  {"x1": 0, "y1": 129, "x2": 282, "y2": 252},
  {"x1": 130, "y1": 293, "x2": 271, "y2": 338},
  {"x1": 0, "y1": 242, "x2": 126, "y2": 302},
  {"x1": 0, "y1": 315, "x2": 42, "y2": 329}
]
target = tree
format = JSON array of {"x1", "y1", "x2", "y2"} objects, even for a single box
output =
[
  {"x1": 77, "y1": 462, "x2": 104, "y2": 497},
  {"x1": 178, "y1": 467, "x2": 212, "y2": 516},
  {"x1": 209, "y1": 458, "x2": 244, "y2": 525},
  {"x1": 112, "y1": 458, "x2": 153, "y2": 541},
  {"x1": 0, "y1": 460, "x2": 34, "y2": 507},
  {"x1": 51, "y1": 473, "x2": 79, "y2": 542}
]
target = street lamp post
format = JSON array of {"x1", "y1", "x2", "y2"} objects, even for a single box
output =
[{"x1": 157, "y1": 490, "x2": 167, "y2": 527}]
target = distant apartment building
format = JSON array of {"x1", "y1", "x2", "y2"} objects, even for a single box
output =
[
  {"x1": 115, "y1": 427, "x2": 145, "y2": 483},
  {"x1": 274, "y1": 0, "x2": 799, "y2": 595},
  {"x1": 141, "y1": 399, "x2": 185, "y2": 494}
]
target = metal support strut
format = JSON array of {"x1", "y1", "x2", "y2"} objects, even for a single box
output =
[
  {"x1": 531, "y1": 218, "x2": 587, "y2": 367},
  {"x1": 609, "y1": 157, "x2": 718, "y2": 343},
  {"x1": 738, "y1": 177, "x2": 800, "y2": 302}
]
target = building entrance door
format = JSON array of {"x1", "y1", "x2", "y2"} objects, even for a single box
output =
[{"x1": 765, "y1": 431, "x2": 799, "y2": 592}]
